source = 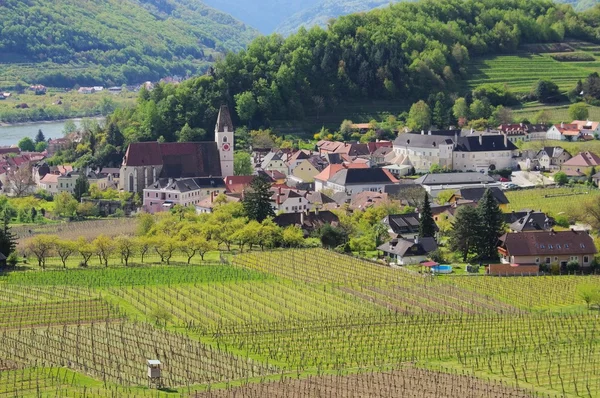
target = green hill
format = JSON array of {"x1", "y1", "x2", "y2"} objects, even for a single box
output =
[
  {"x1": 0, "y1": 0, "x2": 259, "y2": 88},
  {"x1": 110, "y1": 0, "x2": 600, "y2": 142}
]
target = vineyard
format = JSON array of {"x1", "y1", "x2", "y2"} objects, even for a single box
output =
[
  {"x1": 505, "y1": 187, "x2": 600, "y2": 216},
  {"x1": 2, "y1": 248, "x2": 600, "y2": 396}
]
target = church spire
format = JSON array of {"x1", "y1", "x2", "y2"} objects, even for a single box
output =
[{"x1": 216, "y1": 105, "x2": 234, "y2": 133}]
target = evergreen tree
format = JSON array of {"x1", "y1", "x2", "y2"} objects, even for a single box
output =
[
  {"x1": 73, "y1": 173, "x2": 90, "y2": 201},
  {"x1": 448, "y1": 206, "x2": 480, "y2": 262},
  {"x1": 35, "y1": 129, "x2": 45, "y2": 144},
  {"x1": 589, "y1": 166, "x2": 596, "y2": 185},
  {"x1": 0, "y1": 212, "x2": 16, "y2": 258},
  {"x1": 418, "y1": 192, "x2": 436, "y2": 238},
  {"x1": 476, "y1": 189, "x2": 505, "y2": 260},
  {"x1": 243, "y1": 175, "x2": 275, "y2": 222},
  {"x1": 106, "y1": 123, "x2": 124, "y2": 148}
]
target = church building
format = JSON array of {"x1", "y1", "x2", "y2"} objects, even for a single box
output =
[{"x1": 120, "y1": 105, "x2": 235, "y2": 193}]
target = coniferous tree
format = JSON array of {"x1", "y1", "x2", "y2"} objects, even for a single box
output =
[
  {"x1": 449, "y1": 206, "x2": 480, "y2": 262},
  {"x1": 243, "y1": 175, "x2": 275, "y2": 222},
  {"x1": 0, "y1": 212, "x2": 17, "y2": 258},
  {"x1": 418, "y1": 192, "x2": 436, "y2": 238},
  {"x1": 476, "y1": 189, "x2": 505, "y2": 260},
  {"x1": 34, "y1": 129, "x2": 45, "y2": 144},
  {"x1": 73, "y1": 173, "x2": 90, "y2": 202}
]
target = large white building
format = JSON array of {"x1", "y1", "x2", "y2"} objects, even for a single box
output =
[{"x1": 392, "y1": 132, "x2": 517, "y2": 173}]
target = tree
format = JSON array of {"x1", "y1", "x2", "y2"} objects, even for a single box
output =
[
  {"x1": 77, "y1": 238, "x2": 94, "y2": 267},
  {"x1": 106, "y1": 123, "x2": 124, "y2": 147},
  {"x1": 282, "y1": 225, "x2": 305, "y2": 248},
  {"x1": 476, "y1": 189, "x2": 505, "y2": 260},
  {"x1": 243, "y1": 176, "x2": 275, "y2": 222},
  {"x1": 469, "y1": 99, "x2": 491, "y2": 120},
  {"x1": 234, "y1": 152, "x2": 253, "y2": 176},
  {"x1": 554, "y1": 171, "x2": 568, "y2": 186},
  {"x1": 54, "y1": 192, "x2": 78, "y2": 218},
  {"x1": 0, "y1": 211, "x2": 16, "y2": 257},
  {"x1": 34, "y1": 129, "x2": 45, "y2": 144},
  {"x1": 490, "y1": 106, "x2": 513, "y2": 125},
  {"x1": 25, "y1": 235, "x2": 56, "y2": 269},
  {"x1": 135, "y1": 236, "x2": 151, "y2": 263},
  {"x1": 577, "y1": 284, "x2": 600, "y2": 310},
  {"x1": 63, "y1": 120, "x2": 77, "y2": 135},
  {"x1": 93, "y1": 235, "x2": 115, "y2": 267},
  {"x1": 18, "y1": 137, "x2": 35, "y2": 152},
  {"x1": 235, "y1": 91, "x2": 258, "y2": 125},
  {"x1": 589, "y1": 166, "x2": 596, "y2": 185},
  {"x1": 56, "y1": 240, "x2": 76, "y2": 268},
  {"x1": 418, "y1": 192, "x2": 436, "y2": 238},
  {"x1": 177, "y1": 123, "x2": 205, "y2": 142},
  {"x1": 152, "y1": 235, "x2": 178, "y2": 264},
  {"x1": 406, "y1": 101, "x2": 431, "y2": 131},
  {"x1": 449, "y1": 206, "x2": 481, "y2": 261},
  {"x1": 137, "y1": 213, "x2": 155, "y2": 236},
  {"x1": 339, "y1": 120, "x2": 353, "y2": 140},
  {"x1": 452, "y1": 97, "x2": 469, "y2": 122},
  {"x1": 256, "y1": 218, "x2": 282, "y2": 250},
  {"x1": 436, "y1": 190, "x2": 455, "y2": 205},
  {"x1": 533, "y1": 79, "x2": 560, "y2": 102},
  {"x1": 179, "y1": 236, "x2": 216, "y2": 263},
  {"x1": 115, "y1": 235, "x2": 137, "y2": 266},
  {"x1": 319, "y1": 224, "x2": 347, "y2": 248},
  {"x1": 569, "y1": 102, "x2": 589, "y2": 121},
  {"x1": 73, "y1": 173, "x2": 90, "y2": 201},
  {"x1": 6, "y1": 165, "x2": 36, "y2": 197},
  {"x1": 35, "y1": 142, "x2": 48, "y2": 152}
]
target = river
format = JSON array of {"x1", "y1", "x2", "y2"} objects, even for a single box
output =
[{"x1": 0, "y1": 118, "x2": 105, "y2": 147}]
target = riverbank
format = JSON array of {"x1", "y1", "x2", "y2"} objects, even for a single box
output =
[
  {"x1": 0, "y1": 117, "x2": 106, "y2": 147},
  {"x1": 0, "y1": 116, "x2": 105, "y2": 128}
]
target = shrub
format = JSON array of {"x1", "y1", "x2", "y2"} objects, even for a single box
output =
[
  {"x1": 551, "y1": 53, "x2": 595, "y2": 62},
  {"x1": 428, "y1": 249, "x2": 445, "y2": 263},
  {"x1": 567, "y1": 260, "x2": 580, "y2": 272},
  {"x1": 550, "y1": 262, "x2": 561, "y2": 275},
  {"x1": 6, "y1": 252, "x2": 18, "y2": 267}
]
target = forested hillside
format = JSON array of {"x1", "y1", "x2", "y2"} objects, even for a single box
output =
[
  {"x1": 110, "y1": 0, "x2": 600, "y2": 143},
  {"x1": 556, "y1": 0, "x2": 600, "y2": 11},
  {"x1": 0, "y1": 0, "x2": 258, "y2": 87}
]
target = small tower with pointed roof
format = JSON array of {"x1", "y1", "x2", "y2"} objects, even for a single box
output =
[{"x1": 215, "y1": 105, "x2": 234, "y2": 177}]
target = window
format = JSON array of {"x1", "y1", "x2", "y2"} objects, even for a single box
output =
[
  {"x1": 554, "y1": 257, "x2": 558, "y2": 261},
  {"x1": 223, "y1": 136, "x2": 227, "y2": 143},
  {"x1": 548, "y1": 244, "x2": 553, "y2": 249},
  {"x1": 584, "y1": 256, "x2": 590, "y2": 263},
  {"x1": 546, "y1": 257, "x2": 551, "y2": 264},
  {"x1": 556, "y1": 244, "x2": 561, "y2": 249},
  {"x1": 535, "y1": 258, "x2": 540, "y2": 263}
]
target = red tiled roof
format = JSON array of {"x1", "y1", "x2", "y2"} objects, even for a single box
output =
[{"x1": 562, "y1": 151, "x2": 600, "y2": 167}]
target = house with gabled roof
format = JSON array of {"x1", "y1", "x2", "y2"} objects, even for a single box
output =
[
  {"x1": 289, "y1": 155, "x2": 328, "y2": 183},
  {"x1": 498, "y1": 230, "x2": 596, "y2": 269},
  {"x1": 546, "y1": 123, "x2": 582, "y2": 141},
  {"x1": 317, "y1": 167, "x2": 398, "y2": 194},
  {"x1": 497, "y1": 123, "x2": 548, "y2": 142},
  {"x1": 392, "y1": 132, "x2": 455, "y2": 173},
  {"x1": 448, "y1": 187, "x2": 509, "y2": 210},
  {"x1": 452, "y1": 135, "x2": 517, "y2": 172},
  {"x1": 535, "y1": 147, "x2": 571, "y2": 171},
  {"x1": 269, "y1": 187, "x2": 311, "y2": 214},
  {"x1": 572, "y1": 120, "x2": 600, "y2": 137},
  {"x1": 415, "y1": 172, "x2": 500, "y2": 196},
  {"x1": 378, "y1": 237, "x2": 438, "y2": 265},
  {"x1": 382, "y1": 212, "x2": 439, "y2": 240},
  {"x1": 507, "y1": 210, "x2": 555, "y2": 232},
  {"x1": 313, "y1": 163, "x2": 368, "y2": 192},
  {"x1": 560, "y1": 151, "x2": 600, "y2": 177},
  {"x1": 273, "y1": 210, "x2": 339, "y2": 236},
  {"x1": 143, "y1": 177, "x2": 226, "y2": 213}
]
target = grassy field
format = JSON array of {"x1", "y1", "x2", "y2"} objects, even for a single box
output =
[
  {"x1": 511, "y1": 101, "x2": 600, "y2": 123},
  {"x1": 505, "y1": 186, "x2": 600, "y2": 216},
  {"x1": 3, "y1": 248, "x2": 600, "y2": 396}
]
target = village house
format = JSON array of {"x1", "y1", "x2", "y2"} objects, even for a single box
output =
[
  {"x1": 143, "y1": 177, "x2": 226, "y2": 213},
  {"x1": 560, "y1": 151, "x2": 600, "y2": 177},
  {"x1": 269, "y1": 187, "x2": 311, "y2": 214},
  {"x1": 288, "y1": 155, "x2": 328, "y2": 183},
  {"x1": 497, "y1": 123, "x2": 548, "y2": 142},
  {"x1": 316, "y1": 141, "x2": 370, "y2": 157},
  {"x1": 415, "y1": 172, "x2": 500, "y2": 196},
  {"x1": 498, "y1": 230, "x2": 597, "y2": 269},
  {"x1": 195, "y1": 193, "x2": 240, "y2": 214},
  {"x1": 572, "y1": 120, "x2": 600, "y2": 138},
  {"x1": 286, "y1": 150, "x2": 312, "y2": 171},
  {"x1": 316, "y1": 167, "x2": 398, "y2": 195},
  {"x1": 447, "y1": 187, "x2": 509, "y2": 210},
  {"x1": 382, "y1": 213, "x2": 439, "y2": 240},
  {"x1": 370, "y1": 146, "x2": 395, "y2": 166},
  {"x1": 305, "y1": 191, "x2": 338, "y2": 210},
  {"x1": 378, "y1": 237, "x2": 438, "y2": 266},
  {"x1": 546, "y1": 123, "x2": 582, "y2": 141},
  {"x1": 535, "y1": 147, "x2": 571, "y2": 171},
  {"x1": 313, "y1": 163, "x2": 368, "y2": 192},
  {"x1": 29, "y1": 85, "x2": 46, "y2": 95},
  {"x1": 224, "y1": 175, "x2": 254, "y2": 194},
  {"x1": 350, "y1": 191, "x2": 390, "y2": 210},
  {"x1": 273, "y1": 210, "x2": 340, "y2": 236},
  {"x1": 38, "y1": 173, "x2": 60, "y2": 194},
  {"x1": 260, "y1": 151, "x2": 289, "y2": 176},
  {"x1": 507, "y1": 210, "x2": 555, "y2": 232}
]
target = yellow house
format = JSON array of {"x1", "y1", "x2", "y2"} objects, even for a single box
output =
[{"x1": 290, "y1": 157, "x2": 328, "y2": 183}]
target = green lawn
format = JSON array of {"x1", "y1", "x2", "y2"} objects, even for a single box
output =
[{"x1": 505, "y1": 186, "x2": 600, "y2": 216}]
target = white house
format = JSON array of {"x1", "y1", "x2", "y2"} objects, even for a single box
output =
[
  {"x1": 377, "y1": 237, "x2": 438, "y2": 265},
  {"x1": 270, "y1": 187, "x2": 312, "y2": 214},
  {"x1": 143, "y1": 177, "x2": 226, "y2": 213},
  {"x1": 316, "y1": 167, "x2": 398, "y2": 194},
  {"x1": 546, "y1": 123, "x2": 581, "y2": 141}
]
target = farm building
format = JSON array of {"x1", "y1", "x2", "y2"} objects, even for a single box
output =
[{"x1": 378, "y1": 237, "x2": 438, "y2": 266}]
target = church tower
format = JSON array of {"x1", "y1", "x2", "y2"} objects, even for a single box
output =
[{"x1": 215, "y1": 105, "x2": 234, "y2": 177}]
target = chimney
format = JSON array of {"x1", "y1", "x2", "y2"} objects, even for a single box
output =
[
  {"x1": 415, "y1": 236, "x2": 419, "y2": 244},
  {"x1": 479, "y1": 133, "x2": 483, "y2": 146},
  {"x1": 520, "y1": 122, "x2": 523, "y2": 127},
  {"x1": 504, "y1": 133, "x2": 507, "y2": 147},
  {"x1": 561, "y1": 122, "x2": 564, "y2": 129},
  {"x1": 454, "y1": 132, "x2": 458, "y2": 142},
  {"x1": 241, "y1": 189, "x2": 245, "y2": 201},
  {"x1": 210, "y1": 191, "x2": 215, "y2": 203},
  {"x1": 300, "y1": 210, "x2": 305, "y2": 225}
]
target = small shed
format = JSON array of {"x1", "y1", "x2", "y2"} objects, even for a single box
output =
[{"x1": 147, "y1": 359, "x2": 161, "y2": 379}]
